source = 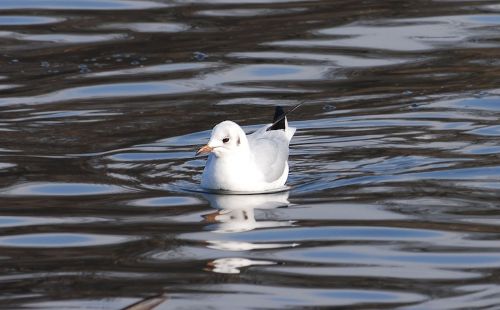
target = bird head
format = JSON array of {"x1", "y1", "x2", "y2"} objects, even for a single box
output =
[{"x1": 196, "y1": 121, "x2": 247, "y2": 157}]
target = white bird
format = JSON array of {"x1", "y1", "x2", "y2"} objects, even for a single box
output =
[{"x1": 196, "y1": 106, "x2": 296, "y2": 192}]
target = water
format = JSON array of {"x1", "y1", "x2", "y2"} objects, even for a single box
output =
[{"x1": 1, "y1": 0, "x2": 500, "y2": 309}]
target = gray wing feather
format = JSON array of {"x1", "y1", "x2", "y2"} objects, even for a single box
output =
[{"x1": 248, "y1": 125, "x2": 294, "y2": 182}]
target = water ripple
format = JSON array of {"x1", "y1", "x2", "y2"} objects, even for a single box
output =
[
  {"x1": 0, "y1": 182, "x2": 132, "y2": 197},
  {"x1": 0, "y1": 81, "x2": 197, "y2": 106},
  {"x1": 0, "y1": 0, "x2": 167, "y2": 10},
  {"x1": 0, "y1": 31, "x2": 126, "y2": 43},
  {"x1": 0, "y1": 16, "x2": 64, "y2": 26},
  {"x1": 270, "y1": 15, "x2": 500, "y2": 51},
  {"x1": 100, "y1": 22, "x2": 189, "y2": 33},
  {"x1": 0, "y1": 233, "x2": 132, "y2": 248},
  {"x1": 1, "y1": 0, "x2": 500, "y2": 308},
  {"x1": 169, "y1": 284, "x2": 426, "y2": 308}
]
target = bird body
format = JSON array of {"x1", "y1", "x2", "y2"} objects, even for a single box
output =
[{"x1": 197, "y1": 107, "x2": 295, "y2": 192}]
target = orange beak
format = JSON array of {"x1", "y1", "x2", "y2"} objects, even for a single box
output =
[{"x1": 196, "y1": 144, "x2": 213, "y2": 156}]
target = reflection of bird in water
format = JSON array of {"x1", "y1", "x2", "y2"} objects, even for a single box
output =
[
  {"x1": 201, "y1": 191, "x2": 297, "y2": 274},
  {"x1": 206, "y1": 257, "x2": 274, "y2": 274},
  {"x1": 202, "y1": 191, "x2": 292, "y2": 233},
  {"x1": 196, "y1": 106, "x2": 296, "y2": 192}
]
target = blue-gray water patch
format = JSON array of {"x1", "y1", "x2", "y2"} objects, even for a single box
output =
[
  {"x1": 0, "y1": 0, "x2": 166, "y2": 10},
  {"x1": 0, "y1": 16, "x2": 64, "y2": 25},
  {"x1": 0, "y1": 233, "x2": 132, "y2": 248},
  {"x1": 0, "y1": 182, "x2": 131, "y2": 197}
]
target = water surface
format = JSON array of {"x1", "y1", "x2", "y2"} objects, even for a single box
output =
[{"x1": 1, "y1": 0, "x2": 500, "y2": 309}]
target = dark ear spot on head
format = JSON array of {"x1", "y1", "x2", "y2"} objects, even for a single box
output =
[{"x1": 237, "y1": 137, "x2": 241, "y2": 145}]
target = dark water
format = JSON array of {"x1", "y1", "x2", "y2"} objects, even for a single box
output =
[{"x1": 1, "y1": 0, "x2": 500, "y2": 309}]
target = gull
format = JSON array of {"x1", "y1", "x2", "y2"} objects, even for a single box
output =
[{"x1": 196, "y1": 106, "x2": 297, "y2": 192}]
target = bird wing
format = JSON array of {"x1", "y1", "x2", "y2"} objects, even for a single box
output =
[{"x1": 247, "y1": 125, "x2": 295, "y2": 182}]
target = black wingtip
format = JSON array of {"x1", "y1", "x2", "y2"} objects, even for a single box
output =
[{"x1": 269, "y1": 106, "x2": 286, "y2": 131}]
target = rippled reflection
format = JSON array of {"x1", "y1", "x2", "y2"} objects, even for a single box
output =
[
  {"x1": 188, "y1": 192, "x2": 293, "y2": 274},
  {"x1": 202, "y1": 191, "x2": 291, "y2": 233},
  {"x1": 207, "y1": 257, "x2": 274, "y2": 274}
]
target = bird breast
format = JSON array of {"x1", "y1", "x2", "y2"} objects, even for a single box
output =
[{"x1": 201, "y1": 153, "x2": 263, "y2": 191}]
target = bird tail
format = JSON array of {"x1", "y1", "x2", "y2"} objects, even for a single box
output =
[
  {"x1": 266, "y1": 103, "x2": 302, "y2": 132},
  {"x1": 269, "y1": 106, "x2": 286, "y2": 131}
]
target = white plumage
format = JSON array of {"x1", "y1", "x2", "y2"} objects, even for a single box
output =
[{"x1": 197, "y1": 108, "x2": 295, "y2": 192}]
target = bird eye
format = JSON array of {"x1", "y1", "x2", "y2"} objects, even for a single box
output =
[{"x1": 222, "y1": 137, "x2": 229, "y2": 143}]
